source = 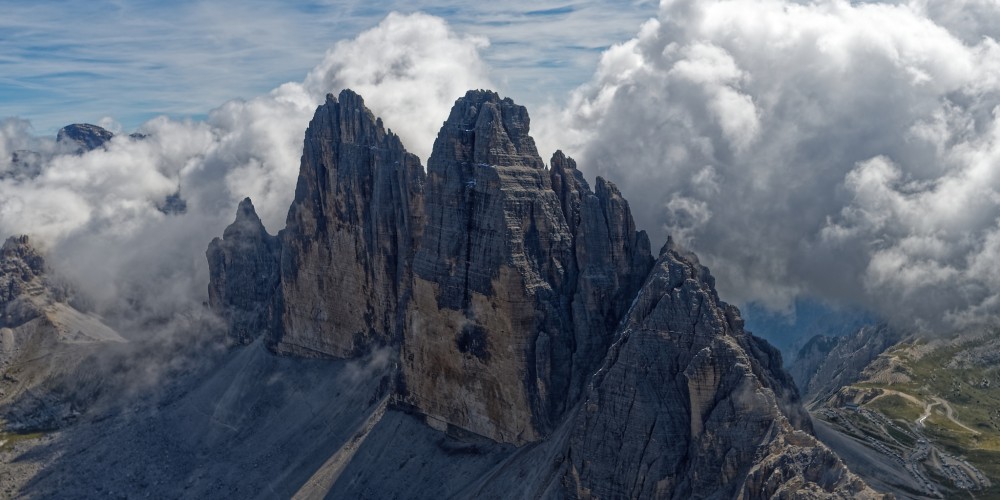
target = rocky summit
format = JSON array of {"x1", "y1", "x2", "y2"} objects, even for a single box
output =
[
  {"x1": 205, "y1": 88, "x2": 883, "y2": 498},
  {"x1": 55, "y1": 123, "x2": 114, "y2": 155}
]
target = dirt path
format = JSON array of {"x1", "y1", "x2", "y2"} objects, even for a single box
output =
[
  {"x1": 932, "y1": 396, "x2": 980, "y2": 435},
  {"x1": 917, "y1": 400, "x2": 938, "y2": 428},
  {"x1": 291, "y1": 396, "x2": 389, "y2": 500},
  {"x1": 870, "y1": 388, "x2": 924, "y2": 408}
]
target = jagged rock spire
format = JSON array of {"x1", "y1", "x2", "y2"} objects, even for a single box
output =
[{"x1": 206, "y1": 198, "x2": 280, "y2": 344}]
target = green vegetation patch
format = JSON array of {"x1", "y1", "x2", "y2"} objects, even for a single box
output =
[
  {"x1": 0, "y1": 431, "x2": 45, "y2": 452},
  {"x1": 867, "y1": 393, "x2": 923, "y2": 423}
]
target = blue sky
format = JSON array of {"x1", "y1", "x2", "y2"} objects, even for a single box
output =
[{"x1": 0, "y1": 0, "x2": 657, "y2": 135}]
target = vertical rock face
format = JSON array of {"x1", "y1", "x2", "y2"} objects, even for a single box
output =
[
  {"x1": 563, "y1": 242, "x2": 877, "y2": 499},
  {"x1": 206, "y1": 198, "x2": 280, "y2": 344},
  {"x1": 402, "y1": 90, "x2": 652, "y2": 445},
  {"x1": 204, "y1": 88, "x2": 880, "y2": 498},
  {"x1": 1, "y1": 235, "x2": 49, "y2": 326},
  {"x1": 273, "y1": 90, "x2": 424, "y2": 357},
  {"x1": 549, "y1": 151, "x2": 654, "y2": 408}
]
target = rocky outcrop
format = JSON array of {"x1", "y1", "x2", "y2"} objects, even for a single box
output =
[
  {"x1": 56, "y1": 124, "x2": 114, "y2": 154},
  {"x1": 206, "y1": 198, "x2": 280, "y2": 344},
  {"x1": 402, "y1": 90, "x2": 652, "y2": 445},
  {"x1": 206, "y1": 90, "x2": 425, "y2": 355},
  {"x1": 550, "y1": 151, "x2": 654, "y2": 407},
  {"x1": 0, "y1": 234, "x2": 122, "y2": 408},
  {"x1": 204, "y1": 88, "x2": 881, "y2": 497},
  {"x1": 272, "y1": 90, "x2": 425, "y2": 357},
  {"x1": 563, "y1": 242, "x2": 881, "y2": 498},
  {"x1": 1, "y1": 235, "x2": 51, "y2": 327}
]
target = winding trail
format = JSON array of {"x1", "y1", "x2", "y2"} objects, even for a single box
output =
[
  {"x1": 917, "y1": 400, "x2": 938, "y2": 429},
  {"x1": 932, "y1": 397, "x2": 980, "y2": 435}
]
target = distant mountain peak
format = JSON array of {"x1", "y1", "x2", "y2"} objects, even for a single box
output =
[{"x1": 56, "y1": 123, "x2": 114, "y2": 154}]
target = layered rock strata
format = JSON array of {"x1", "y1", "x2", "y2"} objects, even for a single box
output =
[
  {"x1": 206, "y1": 88, "x2": 882, "y2": 498},
  {"x1": 562, "y1": 241, "x2": 878, "y2": 498},
  {"x1": 273, "y1": 90, "x2": 425, "y2": 357},
  {"x1": 402, "y1": 91, "x2": 652, "y2": 444}
]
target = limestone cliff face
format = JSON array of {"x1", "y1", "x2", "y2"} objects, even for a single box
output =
[
  {"x1": 204, "y1": 88, "x2": 881, "y2": 497},
  {"x1": 1, "y1": 235, "x2": 51, "y2": 328},
  {"x1": 272, "y1": 90, "x2": 425, "y2": 357},
  {"x1": 550, "y1": 151, "x2": 654, "y2": 408},
  {"x1": 206, "y1": 198, "x2": 280, "y2": 344},
  {"x1": 402, "y1": 90, "x2": 652, "y2": 445},
  {"x1": 563, "y1": 242, "x2": 879, "y2": 499}
]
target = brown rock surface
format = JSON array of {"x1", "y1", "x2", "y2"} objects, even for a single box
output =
[
  {"x1": 273, "y1": 89, "x2": 425, "y2": 357},
  {"x1": 402, "y1": 90, "x2": 652, "y2": 445}
]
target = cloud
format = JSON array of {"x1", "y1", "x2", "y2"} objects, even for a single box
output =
[
  {"x1": 542, "y1": 0, "x2": 1000, "y2": 329},
  {"x1": 0, "y1": 1, "x2": 657, "y2": 136},
  {"x1": 0, "y1": 12, "x2": 493, "y2": 330},
  {"x1": 302, "y1": 11, "x2": 493, "y2": 162}
]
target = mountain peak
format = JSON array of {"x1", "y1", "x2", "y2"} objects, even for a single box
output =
[
  {"x1": 203, "y1": 88, "x2": 882, "y2": 498},
  {"x1": 220, "y1": 197, "x2": 267, "y2": 240},
  {"x1": 56, "y1": 123, "x2": 113, "y2": 154},
  {"x1": 429, "y1": 89, "x2": 544, "y2": 170}
]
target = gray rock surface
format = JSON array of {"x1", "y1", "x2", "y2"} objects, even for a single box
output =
[
  {"x1": 1, "y1": 236, "x2": 49, "y2": 320},
  {"x1": 207, "y1": 198, "x2": 280, "y2": 344},
  {"x1": 196, "y1": 88, "x2": 884, "y2": 497},
  {"x1": 0, "y1": 236, "x2": 123, "y2": 432},
  {"x1": 273, "y1": 90, "x2": 425, "y2": 357},
  {"x1": 56, "y1": 123, "x2": 113, "y2": 154},
  {"x1": 3, "y1": 340, "x2": 393, "y2": 499},
  {"x1": 403, "y1": 90, "x2": 652, "y2": 445},
  {"x1": 563, "y1": 241, "x2": 881, "y2": 499},
  {"x1": 789, "y1": 324, "x2": 898, "y2": 403}
]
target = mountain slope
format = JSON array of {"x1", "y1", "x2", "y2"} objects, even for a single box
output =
[{"x1": 794, "y1": 326, "x2": 1000, "y2": 498}]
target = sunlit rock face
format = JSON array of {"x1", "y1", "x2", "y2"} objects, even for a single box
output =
[
  {"x1": 272, "y1": 89, "x2": 425, "y2": 358},
  {"x1": 401, "y1": 90, "x2": 653, "y2": 445}
]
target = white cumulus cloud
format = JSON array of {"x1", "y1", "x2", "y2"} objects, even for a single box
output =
[
  {"x1": 0, "y1": 12, "x2": 492, "y2": 329},
  {"x1": 541, "y1": 0, "x2": 1000, "y2": 329}
]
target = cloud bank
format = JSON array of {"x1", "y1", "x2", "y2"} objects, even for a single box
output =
[
  {"x1": 0, "y1": 13, "x2": 491, "y2": 329},
  {"x1": 7, "y1": 2, "x2": 1000, "y2": 336},
  {"x1": 542, "y1": 0, "x2": 1000, "y2": 329}
]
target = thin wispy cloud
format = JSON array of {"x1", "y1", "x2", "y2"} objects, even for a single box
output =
[
  {"x1": 0, "y1": 12, "x2": 494, "y2": 331},
  {"x1": 0, "y1": 0, "x2": 655, "y2": 135}
]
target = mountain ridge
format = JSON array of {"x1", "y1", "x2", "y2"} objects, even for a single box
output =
[{"x1": 207, "y1": 88, "x2": 883, "y2": 498}]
